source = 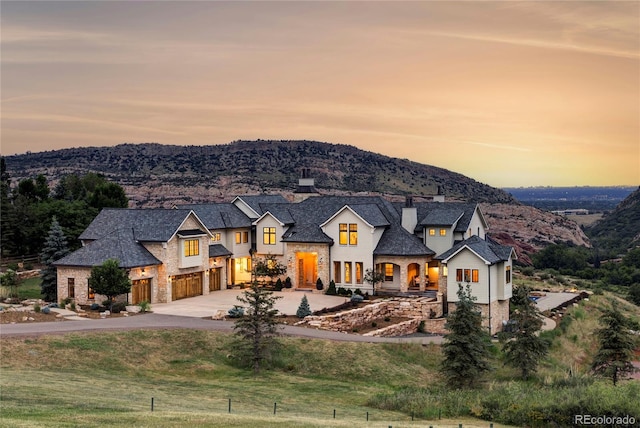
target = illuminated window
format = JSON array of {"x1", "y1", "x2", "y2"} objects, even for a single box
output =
[
  {"x1": 472, "y1": 269, "x2": 479, "y2": 283},
  {"x1": 349, "y1": 224, "x2": 358, "y2": 245},
  {"x1": 235, "y1": 232, "x2": 242, "y2": 244},
  {"x1": 339, "y1": 224, "x2": 348, "y2": 245},
  {"x1": 184, "y1": 239, "x2": 199, "y2": 257},
  {"x1": 385, "y1": 264, "x2": 394, "y2": 281},
  {"x1": 339, "y1": 223, "x2": 357, "y2": 246},
  {"x1": 429, "y1": 229, "x2": 436, "y2": 236},
  {"x1": 464, "y1": 269, "x2": 471, "y2": 282},
  {"x1": 334, "y1": 261, "x2": 341, "y2": 283},
  {"x1": 211, "y1": 232, "x2": 221, "y2": 242},
  {"x1": 456, "y1": 269, "x2": 463, "y2": 282},
  {"x1": 506, "y1": 266, "x2": 511, "y2": 283},
  {"x1": 88, "y1": 279, "x2": 95, "y2": 300},
  {"x1": 440, "y1": 229, "x2": 447, "y2": 236},
  {"x1": 243, "y1": 231, "x2": 249, "y2": 243},
  {"x1": 263, "y1": 227, "x2": 276, "y2": 245},
  {"x1": 355, "y1": 262, "x2": 363, "y2": 284},
  {"x1": 345, "y1": 262, "x2": 352, "y2": 283},
  {"x1": 67, "y1": 278, "x2": 75, "y2": 298}
]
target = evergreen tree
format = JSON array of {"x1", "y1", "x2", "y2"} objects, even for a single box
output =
[
  {"x1": 296, "y1": 294, "x2": 312, "y2": 318},
  {"x1": 39, "y1": 217, "x2": 70, "y2": 302},
  {"x1": 233, "y1": 283, "x2": 282, "y2": 374},
  {"x1": 88, "y1": 259, "x2": 131, "y2": 310},
  {"x1": 501, "y1": 285, "x2": 549, "y2": 379},
  {"x1": 440, "y1": 284, "x2": 492, "y2": 388},
  {"x1": 591, "y1": 301, "x2": 638, "y2": 386}
]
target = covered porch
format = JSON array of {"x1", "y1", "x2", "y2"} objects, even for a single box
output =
[{"x1": 374, "y1": 256, "x2": 439, "y2": 295}]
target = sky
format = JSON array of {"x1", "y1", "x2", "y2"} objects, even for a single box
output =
[{"x1": 1, "y1": 1, "x2": 638, "y2": 188}]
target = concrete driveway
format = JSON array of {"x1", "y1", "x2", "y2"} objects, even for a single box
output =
[{"x1": 150, "y1": 289, "x2": 350, "y2": 318}]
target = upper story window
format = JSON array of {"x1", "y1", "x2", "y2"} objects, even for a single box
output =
[
  {"x1": 184, "y1": 239, "x2": 199, "y2": 257},
  {"x1": 263, "y1": 227, "x2": 276, "y2": 245},
  {"x1": 211, "y1": 232, "x2": 221, "y2": 242},
  {"x1": 456, "y1": 268, "x2": 479, "y2": 283},
  {"x1": 339, "y1": 223, "x2": 358, "y2": 246},
  {"x1": 506, "y1": 266, "x2": 511, "y2": 284},
  {"x1": 235, "y1": 231, "x2": 248, "y2": 244},
  {"x1": 235, "y1": 232, "x2": 241, "y2": 244},
  {"x1": 429, "y1": 229, "x2": 436, "y2": 236},
  {"x1": 439, "y1": 229, "x2": 447, "y2": 236}
]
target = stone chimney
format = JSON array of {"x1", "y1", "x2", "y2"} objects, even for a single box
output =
[
  {"x1": 401, "y1": 196, "x2": 418, "y2": 233},
  {"x1": 432, "y1": 185, "x2": 445, "y2": 202},
  {"x1": 293, "y1": 168, "x2": 319, "y2": 202}
]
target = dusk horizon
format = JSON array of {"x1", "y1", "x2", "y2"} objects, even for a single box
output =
[{"x1": 2, "y1": 1, "x2": 638, "y2": 188}]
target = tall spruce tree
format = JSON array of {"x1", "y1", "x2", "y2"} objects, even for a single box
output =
[
  {"x1": 39, "y1": 217, "x2": 70, "y2": 302},
  {"x1": 501, "y1": 284, "x2": 549, "y2": 379},
  {"x1": 441, "y1": 284, "x2": 492, "y2": 388},
  {"x1": 591, "y1": 301, "x2": 638, "y2": 386},
  {"x1": 233, "y1": 282, "x2": 282, "y2": 374}
]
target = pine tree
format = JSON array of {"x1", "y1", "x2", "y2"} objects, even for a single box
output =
[
  {"x1": 591, "y1": 301, "x2": 638, "y2": 386},
  {"x1": 39, "y1": 217, "x2": 70, "y2": 302},
  {"x1": 502, "y1": 285, "x2": 549, "y2": 379},
  {"x1": 440, "y1": 284, "x2": 492, "y2": 388},
  {"x1": 296, "y1": 294, "x2": 312, "y2": 318},
  {"x1": 233, "y1": 282, "x2": 282, "y2": 374}
]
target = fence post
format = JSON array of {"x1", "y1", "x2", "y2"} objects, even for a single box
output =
[
  {"x1": 366, "y1": 411, "x2": 369, "y2": 421},
  {"x1": 333, "y1": 409, "x2": 336, "y2": 419},
  {"x1": 228, "y1": 398, "x2": 231, "y2": 413},
  {"x1": 273, "y1": 402, "x2": 277, "y2": 415},
  {"x1": 151, "y1": 397, "x2": 154, "y2": 412}
]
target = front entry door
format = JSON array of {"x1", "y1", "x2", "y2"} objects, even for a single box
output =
[{"x1": 209, "y1": 268, "x2": 221, "y2": 291}]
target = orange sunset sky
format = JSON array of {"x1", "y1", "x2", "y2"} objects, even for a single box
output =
[{"x1": 1, "y1": 1, "x2": 638, "y2": 187}]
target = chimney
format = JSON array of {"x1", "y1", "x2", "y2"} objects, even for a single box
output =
[
  {"x1": 293, "y1": 168, "x2": 319, "y2": 202},
  {"x1": 433, "y1": 185, "x2": 445, "y2": 202},
  {"x1": 402, "y1": 196, "x2": 418, "y2": 233}
]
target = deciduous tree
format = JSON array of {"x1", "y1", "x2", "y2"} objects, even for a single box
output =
[{"x1": 88, "y1": 259, "x2": 131, "y2": 310}]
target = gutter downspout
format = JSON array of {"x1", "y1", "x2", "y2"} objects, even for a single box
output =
[{"x1": 488, "y1": 266, "x2": 492, "y2": 335}]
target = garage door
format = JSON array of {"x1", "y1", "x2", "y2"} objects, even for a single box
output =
[
  {"x1": 171, "y1": 272, "x2": 203, "y2": 301},
  {"x1": 131, "y1": 278, "x2": 151, "y2": 304}
]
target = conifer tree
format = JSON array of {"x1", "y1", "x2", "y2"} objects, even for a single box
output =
[
  {"x1": 591, "y1": 301, "x2": 638, "y2": 386},
  {"x1": 296, "y1": 294, "x2": 312, "y2": 318},
  {"x1": 233, "y1": 282, "x2": 282, "y2": 374},
  {"x1": 440, "y1": 284, "x2": 492, "y2": 388},
  {"x1": 501, "y1": 284, "x2": 549, "y2": 379},
  {"x1": 39, "y1": 217, "x2": 70, "y2": 302}
]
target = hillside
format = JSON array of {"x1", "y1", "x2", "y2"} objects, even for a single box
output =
[
  {"x1": 4, "y1": 140, "x2": 591, "y2": 259},
  {"x1": 5, "y1": 140, "x2": 515, "y2": 206},
  {"x1": 587, "y1": 186, "x2": 640, "y2": 254}
]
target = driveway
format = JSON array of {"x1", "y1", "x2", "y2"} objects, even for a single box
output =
[{"x1": 151, "y1": 288, "x2": 350, "y2": 318}]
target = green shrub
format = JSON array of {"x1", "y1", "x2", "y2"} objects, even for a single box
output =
[
  {"x1": 315, "y1": 278, "x2": 324, "y2": 290},
  {"x1": 274, "y1": 278, "x2": 283, "y2": 291},
  {"x1": 33, "y1": 303, "x2": 41, "y2": 313},
  {"x1": 284, "y1": 277, "x2": 292, "y2": 289},
  {"x1": 520, "y1": 266, "x2": 535, "y2": 276},
  {"x1": 227, "y1": 305, "x2": 244, "y2": 318},
  {"x1": 354, "y1": 288, "x2": 363, "y2": 296},
  {"x1": 138, "y1": 300, "x2": 150, "y2": 313},
  {"x1": 111, "y1": 302, "x2": 126, "y2": 313}
]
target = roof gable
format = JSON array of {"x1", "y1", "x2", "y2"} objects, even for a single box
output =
[{"x1": 437, "y1": 235, "x2": 514, "y2": 264}]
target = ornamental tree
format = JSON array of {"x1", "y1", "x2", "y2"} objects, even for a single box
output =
[{"x1": 88, "y1": 259, "x2": 131, "y2": 310}]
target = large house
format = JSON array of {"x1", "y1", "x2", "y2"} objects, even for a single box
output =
[{"x1": 55, "y1": 175, "x2": 515, "y2": 333}]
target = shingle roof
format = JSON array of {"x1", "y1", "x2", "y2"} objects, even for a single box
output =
[
  {"x1": 374, "y1": 224, "x2": 435, "y2": 256},
  {"x1": 79, "y1": 208, "x2": 198, "y2": 242},
  {"x1": 420, "y1": 208, "x2": 464, "y2": 227},
  {"x1": 258, "y1": 204, "x2": 296, "y2": 225},
  {"x1": 209, "y1": 244, "x2": 233, "y2": 257},
  {"x1": 437, "y1": 235, "x2": 514, "y2": 264},
  {"x1": 281, "y1": 223, "x2": 333, "y2": 243},
  {"x1": 234, "y1": 195, "x2": 289, "y2": 217},
  {"x1": 347, "y1": 204, "x2": 391, "y2": 227},
  {"x1": 400, "y1": 202, "x2": 479, "y2": 233},
  {"x1": 54, "y1": 228, "x2": 162, "y2": 268},
  {"x1": 180, "y1": 203, "x2": 252, "y2": 229}
]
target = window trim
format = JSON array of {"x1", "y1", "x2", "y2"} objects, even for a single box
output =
[
  {"x1": 184, "y1": 238, "x2": 200, "y2": 257},
  {"x1": 263, "y1": 227, "x2": 276, "y2": 245}
]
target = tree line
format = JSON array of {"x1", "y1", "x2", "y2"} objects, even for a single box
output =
[{"x1": 1, "y1": 157, "x2": 128, "y2": 257}]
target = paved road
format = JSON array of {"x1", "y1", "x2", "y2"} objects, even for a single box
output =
[{"x1": 0, "y1": 313, "x2": 445, "y2": 344}]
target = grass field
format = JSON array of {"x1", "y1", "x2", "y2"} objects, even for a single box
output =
[{"x1": 0, "y1": 276, "x2": 42, "y2": 300}]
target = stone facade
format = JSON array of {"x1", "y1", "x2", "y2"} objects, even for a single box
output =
[
  {"x1": 447, "y1": 299, "x2": 510, "y2": 335},
  {"x1": 283, "y1": 242, "x2": 330, "y2": 289}
]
